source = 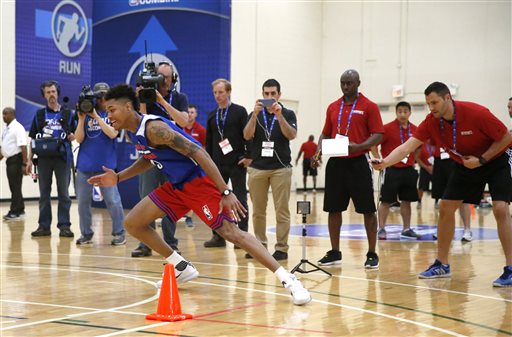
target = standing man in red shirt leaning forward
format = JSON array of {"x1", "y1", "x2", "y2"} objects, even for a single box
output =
[
  {"x1": 312, "y1": 69, "x2": 384, "y2": 269},
  {"x1": 372, "y1": 82, "x2": 512, "y2": 287}
]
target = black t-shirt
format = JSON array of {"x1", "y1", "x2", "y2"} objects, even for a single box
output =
[
  {"x1": 146, "y1": 90, "x2": 189, "y2": 120},
  {"x1": 248, "y1": 105, "x2": 297, "y2": 170},
  {"x1": 206, "y1": 102, "x2": 249, "y2": 166}
]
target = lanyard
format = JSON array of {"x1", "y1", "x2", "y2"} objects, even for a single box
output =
[
  {"x1": 398, "y1": 121, "x2": 411, "y2": 144},
  {"x1": 262, "y1": 108, "x2": 276, "y2": 140},
  {"x1": 439, "y1": 101, "x2": 457, "y2": 151},
  {"x1": 337, "y1": 93, "x2": 359, "y2": 136},
  {"x1": 216, "y1": 103, "x2": 231, "y2": 139},
  {"x1": 45, "y1": 108, "x2": 60, "y2": 122}
]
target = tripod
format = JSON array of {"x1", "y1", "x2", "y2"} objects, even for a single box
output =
[{"x1": 291, "y1": 212, "x2": 332, "y2": 276}]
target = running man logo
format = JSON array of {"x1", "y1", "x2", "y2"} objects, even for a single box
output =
[
  {"x1": 202, "y1": 205, "x2": 213, "y2": 221},
  {"x1": 51, "y1": 0, "x2": 89, "y2": 57}
]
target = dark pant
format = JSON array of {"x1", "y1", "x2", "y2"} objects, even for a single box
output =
[
  {"x1": 138, "y1": 166, "x2": 177, "y2": 249},
  {"x1": 217, "y1": 164, "x2": 249, "y2": 232},
  {"x1": 37, "y1": 156, "x2": 72, "y2": 229},
  {"x1": 6, "y1": 153, "x2": 24, "y2": 213}
]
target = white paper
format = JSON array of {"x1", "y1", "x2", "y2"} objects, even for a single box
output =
[{"x1": 322, "y1": 138, "x2": 349, "y2": 157}]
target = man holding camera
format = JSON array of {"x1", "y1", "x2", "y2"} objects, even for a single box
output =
[
  {"x1": 243, "y1": 79, "x2": 297, "y2": 260},
  {"x1": 204, "y1": 79, "x2": 251, "y2": 248},
  {"x1": 27, "y1": 80, "x2": 76, "y2": 237},
  {"x1": 132, "y1": 62, "x2": 189, "y2": 257},
  {"x1": 74, "y1": 82, "x2": 126, "y2": 246}
]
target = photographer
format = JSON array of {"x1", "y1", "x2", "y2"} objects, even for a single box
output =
[
  {"x1": 27, "y1": 80, "x2": 76, "y2": 237},
  {"x1": 132, "y1": 61, "x2": 188, "y2": 257},
  {"x1": 74, "y1": 83, "x2": 126, "y2": 246}
]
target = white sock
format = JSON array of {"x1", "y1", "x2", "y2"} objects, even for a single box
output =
[
  {"x1": 274, "y1": 266, "x2": 290, "y2": 283},
  {"x1": 165, "y1": 251, "x2": 185, "y2": 265}
]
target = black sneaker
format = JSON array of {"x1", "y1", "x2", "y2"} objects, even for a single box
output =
[
  {"x1": 318, "y1": 250, "x2": 342, "y2": 266},
  {"x1": 203, "y1": 234, "x2": 226, "y2": 248},
  {"x1": 3, "y1": 212, "x2": 21, "y2": 221},
  {"x1": 364, "y1": 251, "x2": 379, "y2": 270},
  {"x1": 131, "y1": 245, "x2": 152, "y2": 257},
  {"x1": 31, "y1": 227, "x2": 51, "y2": 237},
  {"x1": 59, "y1": 228, "x2": 74, "y2": 238},
  {"x1": 76, "y1": 236, "x2": 93, "y2": 245},
  {"x1": 272, "y1": 250, "x2": 288, "y2": 261}
]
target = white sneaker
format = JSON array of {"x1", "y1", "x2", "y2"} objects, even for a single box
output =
[
  {"x1": 461, "y1": 229, "x2": 472, "y2": 242},
  {"x1": 157, "y1": 261, "x2": 199, "y2": 288},
  {"x1": 283, "y1": 274, "x2": 312, "y2": 306}
]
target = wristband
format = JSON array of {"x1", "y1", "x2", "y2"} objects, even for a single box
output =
[{"x1": 478, "y1": 156, "x2": 488, "y2": 166}]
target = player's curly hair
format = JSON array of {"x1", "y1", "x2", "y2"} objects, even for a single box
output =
[{"x1": 105, "y1": 84, "x2": 140, "y2": 111}]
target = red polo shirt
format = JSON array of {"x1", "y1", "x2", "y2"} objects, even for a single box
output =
[
  {"x1": 299, "y1": 141, "x2": 317, "y2": 159},
  {"x1": 381, "y1": 119, "x2": 417, "y2": 168},
  {"x1": 322, "y1": 93, "x2": 384, "y2": 158},
  {"x1": 414, "y1": 100, "x2": 510, "y2": 164},
  {"x1": 184, "y1": 121, "x2": 206, "y2": 147}
]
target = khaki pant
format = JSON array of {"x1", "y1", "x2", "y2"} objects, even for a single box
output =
[{"x1": 247, "y1": 167, "x2": 292, "y2": 252}]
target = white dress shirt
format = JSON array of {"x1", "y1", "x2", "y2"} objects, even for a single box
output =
[{"x1": 1, "y1": 119, "x2": 27, "y2": 158}]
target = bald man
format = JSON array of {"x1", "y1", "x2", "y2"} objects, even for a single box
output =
[{"x1": 312, "y1": 69, "x2": 384, "y2": 269}]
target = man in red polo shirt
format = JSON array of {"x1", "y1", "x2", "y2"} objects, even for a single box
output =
[
  {"x1": 184, "y1": 104, "x2": 206, "y2": 147},
  {"x1": 296, "y1": 135, "x2": 318, "y2": 192},
  {"x1": 312, "y1": 69, "x2": 384, "y2": 269},
  {"x1": 372, "y1": 81, "x2": 512, "y2": 287},
  {"x1": 374, "y1": 101, "x2": 419, "y2": 240}
]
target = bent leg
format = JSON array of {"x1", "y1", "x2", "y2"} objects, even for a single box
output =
[
  {"x1": 124, "y1": 196, "x2": 172, "y2": 257},
  {"x1": 437, "y1": 199, "x2": 462, "y2": 264},
  {"x1": 493, "y1": 201, "x2": 512, "y2": 265},
  {"x1": 216, "y1": 220, "x2": 280, "y2": 271}
]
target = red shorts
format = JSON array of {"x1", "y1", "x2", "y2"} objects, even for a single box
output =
[{"x1": 148, "y1": 176, "x2": 234, "y2": 230}]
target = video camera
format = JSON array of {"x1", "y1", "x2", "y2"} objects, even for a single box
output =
[
  {"x1": 77, "y1": 85, "x2": 96, "y2": 114},
  {"x1": 136, "y1": 61, "x2": 163, "y2": 104}
]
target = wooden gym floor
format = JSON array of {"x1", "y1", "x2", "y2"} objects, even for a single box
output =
[{"x1": 1, "y1": 192, "x2": 511, "y2": 337}]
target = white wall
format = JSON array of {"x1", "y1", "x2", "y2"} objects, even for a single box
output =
[{"x1": 1, "y1": 0, "x2": 511, "y2": 198}]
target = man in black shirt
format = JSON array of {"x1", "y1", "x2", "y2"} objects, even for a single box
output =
[
  {"x1": 243, "y1": 79, "x2": 297, "y2": 260},
  {"x1": 131, "y1": 62, "x2": 189, "y2": 257},
  {"x1": 204, "y1": 79, "x2": 251, "y2": 248}
]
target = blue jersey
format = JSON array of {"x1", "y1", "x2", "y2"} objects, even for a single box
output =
[
  {"x1": 132, "y1": 114, "x2": 205, "y2": 189},
  {"x1": 77, "y1": 111, "x2": 117, "y2": 172}
]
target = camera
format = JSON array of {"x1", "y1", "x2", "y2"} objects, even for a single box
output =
[
  {"x1": 77, "y1": 85, "x2": 96, "y2": 114},
  {"x1": 137, "y1": 61, "x2": 163, "y2": 104},
  {"x1": 297, "y1": 201, "x2": 311, "y2": 215}
]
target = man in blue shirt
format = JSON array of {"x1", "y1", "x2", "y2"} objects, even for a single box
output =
[{"x1": 74, "y1": 82, "x2": 125, "y2": 246}]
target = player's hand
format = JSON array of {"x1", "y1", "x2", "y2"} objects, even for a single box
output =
[
  {"x1": 219, "y1": 193, "x2": 247, "y2": 222},
  {"x1": 87, "y1": 166, "x2": 118, "y2": 187}
]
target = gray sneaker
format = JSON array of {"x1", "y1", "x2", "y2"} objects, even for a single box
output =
[
  {"x1": 401, "y1": 228, "x2": 418, "y2": 239},
  {"x1": 377, "y1": 228, "x2": 387, "y2": 240},
  {"x1": 76, "y1": 236, "x2": 93, "y2": 245},
  {"x1": 111, "y1": 234, "x2": 126, "y2": 246}
]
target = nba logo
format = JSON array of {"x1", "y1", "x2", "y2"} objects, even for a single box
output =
[{"x1": 202, "y1": 205, "x2": 213, "y2": 220}]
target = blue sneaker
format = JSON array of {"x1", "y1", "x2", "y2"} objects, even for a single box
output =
[
  {"x1": 419, "y1": 259, "x2": 451, "y2": 279},
  {"x1": 493, "y1": 266, "x2": 512, "y2": 287}
]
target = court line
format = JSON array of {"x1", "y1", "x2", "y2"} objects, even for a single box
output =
[
  {"x1": 0, "y1": 264, "x2": 158, "y2": 331},
  {"x1": 193, "y1": 317, "x2": 332, "y2": 334},
  {"x1": 4, "y1": 251, "x2": 509, "y2": 303},
  {"x1": 0, "y1": 263, "x2": 499, "y2": 336}
]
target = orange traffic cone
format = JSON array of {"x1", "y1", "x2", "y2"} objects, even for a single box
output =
[{"x1": 146, "y1": 264, "x2": 193, "y2": 322}]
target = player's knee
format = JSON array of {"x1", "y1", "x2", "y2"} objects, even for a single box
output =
[{"x1": 492, "y1": 201, "x2": 509, "y2": 217}]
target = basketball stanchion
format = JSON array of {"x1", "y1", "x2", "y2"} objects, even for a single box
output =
[{"x1": 291, "y1": 200, "x2": 332, "y2": 276}]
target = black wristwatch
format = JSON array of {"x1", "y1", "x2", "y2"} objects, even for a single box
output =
[
  {"x1": 478, "y1": 156, "x2": 488, "y2": 166},
  {"x1": 222, "y1": 189, "x2": 232, "y2": 196}
]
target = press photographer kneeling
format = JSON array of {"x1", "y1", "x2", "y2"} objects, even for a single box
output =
[
  {"x1": 27, "y1": 80, "x2": 76, "y2": 237},
  {"x1": 74, "y1": 83, "x2": 126, "y2": 246}
]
